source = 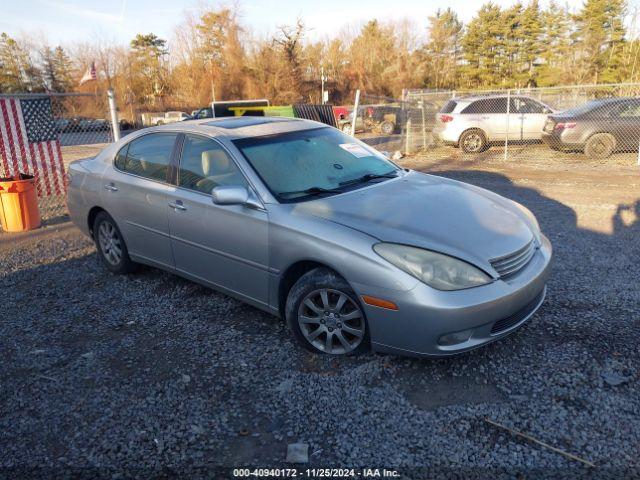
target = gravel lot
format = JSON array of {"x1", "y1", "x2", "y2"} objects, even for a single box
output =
[{"x1": 1, "y1": 150, "x2": 639, "y2": 478}]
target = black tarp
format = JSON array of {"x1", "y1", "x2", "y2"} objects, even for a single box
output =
[{"x1": 293, "y1": 104, "x2": 337, "y2": 127}]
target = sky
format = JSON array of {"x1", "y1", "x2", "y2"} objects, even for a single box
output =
[
  {"x1": 1, "y1": 0, "x2": 560, "y2": 47},
  {"x1": 4, "y1": 0, "x2": 640, "y2": 47}
]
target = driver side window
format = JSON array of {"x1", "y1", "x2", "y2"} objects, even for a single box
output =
[{"x1": 178, "y1": 135, "x2": 248, "y2": 194}]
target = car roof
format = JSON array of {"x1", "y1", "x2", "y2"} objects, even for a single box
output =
[
  {"x1": 586, "y1": 96, "x2": 639, "y2": 105},
  {"x1": 450, "y1": 94, "x2": 540, "y2": 103},
  {"x1": 146, "y1": 116, "x2": 325, "y2": 140}
]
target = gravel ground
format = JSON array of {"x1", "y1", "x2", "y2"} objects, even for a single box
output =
[{"x1": 1, "y1": 153, "x2": 639, "y2": 479}]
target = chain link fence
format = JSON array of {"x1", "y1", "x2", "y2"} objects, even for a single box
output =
[
  {"x1": 4, "y1": 83, "x2": 639, "y2": 232},
  {"x1": 348, "y1": 83, "x2": 640, "y2": 166},
  {"x1": 409, "y1": 83, "x2": 640, "y2": 164},
  {"x1": 341, "y1": 93, "x2": 436, "y2": 156},
  {"x1": 0, "y1": 92, "x2": 118, "y2": 224}
]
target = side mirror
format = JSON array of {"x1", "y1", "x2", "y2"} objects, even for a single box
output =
[{"x1": 211, "y1": 185, "x2": 262, "y2": 209}]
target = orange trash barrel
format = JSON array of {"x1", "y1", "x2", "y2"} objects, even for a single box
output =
[{"x1": 0, "y1": 174, "x2": 41, "y2": 232}]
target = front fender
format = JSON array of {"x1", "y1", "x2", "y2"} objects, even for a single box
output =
[{"x1": 267, "y1": 205, "x2": 419, "y2": 309}]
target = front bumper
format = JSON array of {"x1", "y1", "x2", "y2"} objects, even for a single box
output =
[{"x1": 354, "y1": 234, "x2": 552, "y2": 357}]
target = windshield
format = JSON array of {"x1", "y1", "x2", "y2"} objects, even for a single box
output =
[{"x1": 233, "y1": 127, "x2": 399, "y2": 201}]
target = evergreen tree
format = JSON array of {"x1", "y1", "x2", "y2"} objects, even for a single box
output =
[
  {"x1": 41, "y1": 46, "x2": 73, "y2": 92},
  {"x1": 422, "y1": 8, "x2": 463, "y2": 89},
  {"x1": 573, "y1": 0, "x2": 626, "y2": 83},
  {"x1": 500, "y1": 2, "x2": 524, "y2": 86},
  {"x1": 519, "y1": 0, "x2": 543, "y2": 86},
  {"x1": 41, "y1": 46, "x2": 57, "y2": 91},
  {"x1": 129, "y1": 33, "x2": 170, "y2": 107},
  {"x1": 0, "y1": 33, "x2": 44, "y2": 93},
  {"x1": 462, "y1": 3, "x2": 504, "y2": 87},
  {"x1": 53, "y1": 47, "x2": 74, "y2": 91},
  {"x1": 537, "y1": 1, "x2": 573, "y2": 86}
]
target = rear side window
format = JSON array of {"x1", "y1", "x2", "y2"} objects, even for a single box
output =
[
  {"x1": 439, "y1": 101, "x2": 457, "y2": 113},
  {"x1": 462, "y1": 98, "x2": 508, "y2": 114},
  {"x1": 114, "y1": 144, "x2": 128, "y2": 170},
  {"x1": 115, "y1": 133, "x2": 178, "y2": 182}
]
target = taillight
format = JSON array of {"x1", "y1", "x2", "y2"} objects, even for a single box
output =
[
  {"x1": 555, "y1": 122, "x2": 576, "y2": 131},
  {"x1": 440, "y1": 114, "x2": 454, "y2": 123}
]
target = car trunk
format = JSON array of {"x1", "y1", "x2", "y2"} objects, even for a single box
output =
[{"x1": 544, "y1": 114, "x2": 577, "y2": 134}]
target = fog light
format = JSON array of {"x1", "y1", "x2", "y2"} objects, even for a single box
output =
[{"x1": 438, "y1": 329, "x2": 473, "y2": 346}]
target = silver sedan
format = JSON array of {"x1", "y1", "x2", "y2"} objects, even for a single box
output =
[{"x1": 67, "y1": 117, "x2": 552, "y2": 357}]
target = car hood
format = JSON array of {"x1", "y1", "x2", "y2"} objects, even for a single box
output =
[{"x1": 293, "y1": 171, "x2": 535, "y2": 271}]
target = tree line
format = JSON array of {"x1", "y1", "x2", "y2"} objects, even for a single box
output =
[{"x1": 0, "y1": 0, "x2": 635, "y2": 117}]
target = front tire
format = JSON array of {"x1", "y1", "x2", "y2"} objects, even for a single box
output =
[
  {"x1": 93, "y1": 211, "x2": 137, "y2": 274},
  {"x1": 584, "y1": 133, "x2": 615, "y2": 159},
  {"x1": 285, "y1": 268, "x2": 369, "y2": 356},
  {"x1": 459, "y1": 129, "x2": 488, "y2": 153}
]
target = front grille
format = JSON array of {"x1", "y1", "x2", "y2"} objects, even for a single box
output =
[
  {"x1": 490, "y1": 289, "x2": 545, "y2": 335},
  {"x1": 490, "y1": 239, "x2": 537, "y2": 279}
]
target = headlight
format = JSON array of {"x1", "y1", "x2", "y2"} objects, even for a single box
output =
[{"x1": 373, "y1": 243, "x2": 492, "y2": 291}]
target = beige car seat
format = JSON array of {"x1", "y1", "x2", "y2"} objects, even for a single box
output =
[
  {"x1": 139, "y1": 156, "x2": 148, "y2": 174},
  {"x1": 196, "y1": 149, "x2": 244, "y2": 192}
]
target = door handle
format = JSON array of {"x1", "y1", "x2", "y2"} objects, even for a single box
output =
[
  {"x1": 104, "y1": 183, "x2": 118, "y2": 191},
  {"x1": 168, "y1": 201, "x2": 187, "y2": 211}
]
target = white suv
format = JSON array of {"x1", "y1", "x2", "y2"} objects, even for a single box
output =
[{"x1": 433, "y1": 95, "x2": 555, "y2": 153}]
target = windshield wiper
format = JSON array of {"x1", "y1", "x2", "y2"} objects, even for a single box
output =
[
  {"x1": 338, "y1": 171, "x2": 398, "y2": 187},
  {"x1": 278, "y1": 186, "x2": 343, "y2": 198},
  {"x1": 278, "y1": 171, "x2": 399, "y2": 199}
]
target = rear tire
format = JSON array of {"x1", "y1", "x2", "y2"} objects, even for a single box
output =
[
  {"x1": 93, "y1": 211, "x2": 137, "y2": 274},
  {"x1": 285, "y1": 268, "x2": 369, "y2": 356},
  {"x1": 459, "y1": 129, "x2": 488, "y2": 153},
  {"x1": 584, "y1": 133, "x2": 615, "y2": 159}
]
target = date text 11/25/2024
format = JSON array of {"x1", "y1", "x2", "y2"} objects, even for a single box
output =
[{"x1": 232, "y1": 468, "x2": 400, "y2": 477}]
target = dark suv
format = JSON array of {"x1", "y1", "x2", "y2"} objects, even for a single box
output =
[{"x1": 542, "y1": 97, "x2": 640, "y2": 158}]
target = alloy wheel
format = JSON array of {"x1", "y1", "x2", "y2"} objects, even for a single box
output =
[
  {"x1": 98, "y1": 221, "x2": 123, "y2": 266},
  {"x1": 463, "y1": 133, "x2": 482, "y2": 152},
  {"x1": 297, "y1": 288, "x2": 365, "y2": 355}
]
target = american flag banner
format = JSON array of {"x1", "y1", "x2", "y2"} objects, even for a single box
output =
[
  {"x1": 80, "y1": 62, "x2": 97, "y2": 85},
  {"x1": 0, "y1": 97, "x2": 66, "y2": 196}
]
